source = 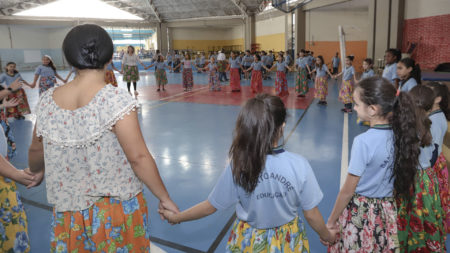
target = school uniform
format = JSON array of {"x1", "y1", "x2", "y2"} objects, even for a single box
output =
[
  {"x1": 295, "y1": 57, "x2": 309, "y2": 96},
  {"x1": 329, "y1": 125, "x2": 399, "y2": 252},
  {"x1": 275, "y1": 62, "x2": 289, "y2": 97},
  {"x1": 250, "y1": 61, "x2": 264, "y2": 93},
  {"x1": 382, "y1": 63, "x2": 398, "y2": 85},
  {"x1": 338, "y1": 66, "x2": 355, "y2": 108},
  {"x1": 314, "y1": 64, "x2": 329, "y2": 101},
  {"x1": 209, "y1": 147, "x2": 322, "y2": 252},
  {"x1": 399, "y1": 78, "x2": 417, "y2": 92}
]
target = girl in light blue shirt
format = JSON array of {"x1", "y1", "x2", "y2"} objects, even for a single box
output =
[
  {"x1": 309, "y1": 55, "x2": 332, "y2": 104},
  {"x1": 328, "y1": 76, "x2": 419, "y2": 252},
  {"x1": 382, "y1": 48, "x2": 401, "y2": 87},
  {"x1": 334, "y1": 55, "x2": 356, "y2": 113},
  {"x1": 397, "y1": 57, "x2": 421, "y2": 93},
  {"x1": 160, "y1": 94, "x2": 337, "y2": 252}
]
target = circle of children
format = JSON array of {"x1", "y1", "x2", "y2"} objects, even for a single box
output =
[{"x1": 0, "y1": 23, "x2": 448, "y2": 253}]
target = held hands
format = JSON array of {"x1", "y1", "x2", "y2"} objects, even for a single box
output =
[
  {"x1": 13, "y1": 169, "x2": 36, "y2": 186},
  {"x1": 158, "y1": 198, "x2": 180, "y2": 225},
  {"x1": 24, "y1": 168, "x2": 45, "y2": 188},
  {"x1": 320, "y1": 221, "x2": 339, "y2": 246},
  {"x1": 1, "y1": 98, "x2": 20, "y2": 108}
]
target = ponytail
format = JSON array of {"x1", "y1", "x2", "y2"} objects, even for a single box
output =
[
  {"x1": 391, "y1": 91, "x2": 419, "y2": 198},
  {"x1": 409, "y1": 85, "x2": 434, "y2": 147},
  {"x1": 400, "y1": 58, "x2": 421, "y2": 84},
  {"x1": 357, "y1": 76, "x2": 418, "y2": 199}
]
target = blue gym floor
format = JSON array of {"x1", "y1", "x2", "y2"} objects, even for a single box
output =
[{"x1": 9, "y1": 68, "x2": 450, "y2": 252}]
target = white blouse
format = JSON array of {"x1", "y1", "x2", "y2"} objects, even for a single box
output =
[
  {"x1": 122, "y1": 54, "x2": 140, "y2": 66},
  {"x1": 35, "y1": 85, "x2": 142, "y2": 212}
]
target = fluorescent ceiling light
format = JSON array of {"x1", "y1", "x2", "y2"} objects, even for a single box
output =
[
  {"x1": 123, "y1": 34, "x2": 133, "y2": 37},
  {"x1": 14, "y1": 0, "x2": 143, "y2": 20}
]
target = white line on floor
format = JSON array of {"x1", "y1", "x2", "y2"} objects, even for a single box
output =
[{"x1": 340, "y1": 113, "x2": 349, "y2": 189}]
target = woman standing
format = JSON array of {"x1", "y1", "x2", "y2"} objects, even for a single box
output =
[
  {"x1": 27, "y1": 24, "x2": 179, "y2": 253},
  {"x1": 121, "y1": 45, "x2": 147, "y2": 97}
]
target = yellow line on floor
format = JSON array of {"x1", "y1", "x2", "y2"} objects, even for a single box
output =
[{"x1": 145, "y1": 88, "x2": 210, "y2": 110}]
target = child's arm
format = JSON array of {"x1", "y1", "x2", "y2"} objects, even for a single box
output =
[
  {"x1": 286, "y1": 65, "x2": 293, "y2": 72},
  {"x1": 245, "y1": 66, "x2": 253, "y2": 72},
  {"x1": 327, "y1": 174, "x2": 359, "y2": 227},
  {"x1": 114, "y1": 110, "x2": 179, "y2": 215},
  {"x1": 160, "y1": 200, "x2": 217, "y2": 224},
  {"x1": 111, "y1": 63, "x2": 120, "y2": 72},
  {"x1": 0, "y1": 156, "x2": 35, "y2": 186},
  {"x1": 303, "y1": 207, "x2": 338, "y2": 244},
  {"x1": 325, "y1": 68, "x2": 333, "y2": 77},
  {"x1": 0, "y1": 98, "x2": 19, "y2": 109},
  {"x1": 65, "y1": 69, "x2": 73, "y2": 82},
  {"x1": 56, "y1": 73, "x2": 66, "y2": 83},
  {"x1": 28, "y1": 127, "x2": 45, "y2": 188},
  {"x1": 145, "y1": 63, "x2": 155, "y2": 70},
  {"x1": 333, "y1": 71, "x2": 343, "y2": 79},
  {"x1": 30, "y1": 74, "x2": 39, "y2": 88}
]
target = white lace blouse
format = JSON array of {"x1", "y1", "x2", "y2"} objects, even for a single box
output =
[{"x1": 35, "y1": 85, "x2": 142, "y2": 212}]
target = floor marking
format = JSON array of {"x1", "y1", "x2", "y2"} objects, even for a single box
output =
[
  {"x1": 207, "y1": 213, "x2": 236, "y2": 253},
  {"x1": 340, "y1": 113, "x2": 349, "y2": 189},
  {"x1": 146, "y1": 89, "x2": 210, "y2": 110},
  {"x1": 285, "y1": 106, "x2": 311, "y2": 143},
  {"x1": 158, "y1": 86, "x2": 209, "y2": 101},
  {"x1": 21, "y1": 197, "x2": 53, "y2": 211},
  {"x1": 149, "y1": 237, "x2": 205, "y2": 253}
]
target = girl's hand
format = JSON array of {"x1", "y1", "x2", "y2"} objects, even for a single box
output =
[
  {"x1": 10, "y1": 79, "x2": 23, "y2": 91},
  {"x1": 2, "y1": 98, "x2": 19, "y2": 108},
  {"x1": 13, "y1": 169, "x2": 35, "y2": 186},
  {"x1": 158, "y1": 198, "x2": 179, "y2": 220},
  {"x1": 25, "y1": 168, "x2": 45, "y2": 188},
  {"x1": 158, "y1": 209, "x2": 178, "y2": 225}
]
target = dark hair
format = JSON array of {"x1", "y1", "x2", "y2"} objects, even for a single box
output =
[
  {"x1": 62, "y1": 24, "x2": 113, "y2": 70},
  {"x1": 399, "y1": 58, "x2": 421, "y2": 84},
  {"x1": 229, "y1": 93, "x2": 286, "y2": 193},
  {"x1": 386, "y1": 48, "x2": 401, "y2": 63},
  {"x1": 255, "y1": 54, "x2": 261, "y2": 61},
  {"x1": 409, "y1": 86, "x2": 434, "y2": 148},
  {"x1": 128, "y1": 45, "x2": 135, "y2": 54},
  {"x1": 5, "y1": 62, "x2": 18, "y2": 74},
  {"x1": 426, "y1": 81, "x2": 450, "y2": 120},
  {"x1": 363, "y1": 58, "x2": 373, "y2": 67},
  {"x1": 315, "y1": 55, "x2": 325, "y2": 68},
  {"x1": 356, "y1": 76, "x2": 419, "y2": 198},
  {"x1": 346, "y1": 55, "x2": 354, "y2": 61},
  {"x1": 246, "y1": 50, "x2": 250, "y2": 53},
  {"x1": 157, "y1": 55, "x2": 164, "y2": 62}
]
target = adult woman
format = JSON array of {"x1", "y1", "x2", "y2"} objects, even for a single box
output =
[
  {"x1": 121, "y1": 45, "x2": 147, "y2": 97},
  {"x1": 27, "y1": 24, "x2": 178, "y2": 252}
]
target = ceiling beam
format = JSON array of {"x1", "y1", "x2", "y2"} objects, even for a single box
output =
[
  {"x1": 230, "y1": 0, "x2": 249, "y2": 16},
  {"x1": 147, "y1": 0, "x2": 161, "y2": 23},
  {"x1": 0, "y1": 0, "x2": 57, "y2": 16},
  {"x1": 102, "y1": 0, "x2": 154, "y2": 21},
  {"x1": 302, "y1": 0, "x2": 351, "y2": 11}
]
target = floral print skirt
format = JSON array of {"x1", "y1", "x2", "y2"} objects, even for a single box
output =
[
  {"x1": 328, "y1": 193, "x2": 399, "y2": 253},
  {"x1": 296, "y1": 68, "x2": 309, "y2": 95},
  {"x1": 155, "y1": 69, "x2": 168, "y2": 86},
  {"x1": 250, "y1": 70, "x2": 263, "y2": 93},
  {"x1": 209, "y1": 69, "x2": 220, "y2": 91},
  {"x1": 104, "y1": 70, "x2": 117, "y2": 87},
  {"x1": 182, "y1": 68, "x2": 194, "y2": 89},
  {"x1": 51, "y1": 192, "x2": 150, "y2": 253},
  {"x1": 39, "y1": 76, "x2": 57, "y2": 95},
  {"x1": 226, "y1": 216, "x2": 309, "y2": 253},
  {"x1": 5, "y1": 89, "x2": 31, "y2": 118},
  {"x1": 396, "y1": 167, "x2": 446, "y2": 253},
  {"x1": 433, "y1": 152, "x2": 450, "y2": 233},
  {"x1": 338, "y1": 79, "x2": 354, "y2": 104},
  {"x1": 275, "y1": 71, "x2": 289, "y2": 97},
  {"x1": 314, "y1": 76, "x2": 328, "y2": 101},
  {"x1": 123, "y1": 65, "x2": 139, "y2": 82},
  {"x1": 0, "y1": 175, "x2": 30, "y2": 253}
]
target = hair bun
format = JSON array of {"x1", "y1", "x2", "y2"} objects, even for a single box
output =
[{"x1": 81, "y1": 41, "x2": 99, "y2": 66}]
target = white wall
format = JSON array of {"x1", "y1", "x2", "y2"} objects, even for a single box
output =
[
  {"x1": 47, "y1": 27, "x2": 72, "y2": 49},
  {"x1": 305, "y1": 9, "x2": 369, "y2": 42},
  {"x1": 255, "y1": 15, "x2": 285, "y2": 36},
  {"x1": 0, "y1": 25, "x2": 51, "y2": 49},
  {"x1": 171, "y1": 27, "x2": 230, "y2": 40},
  {"x1": 230, "y1": 26, "x2": 243, "y2": 39},
  {"x1": 405, "y1": 0, "x2": 450, "y2": 19}
]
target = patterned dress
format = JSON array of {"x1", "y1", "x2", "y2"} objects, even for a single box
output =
[
  {"x1": 35, "y1": 65, "x2": 58, "y2": 95},
  {"x1": 314, "y1": 76, "x2": 328, "y2": 101},
  {"x1": 182, "y1": 61, "x2": 194, "y2": 90},
  {"x1": 0, "y1": 73, "x2": 31, "y2": 118},
  {"x1": 275, "y1": 71, "x2": 289, "y2": 97},
  {"x1": 104, "y1": 71, "x2": 117, "y2": 87},
  {"x1": 208, "y1": 63, "x2": 220, "y2": 91},
  {"x1": 35, "y1": 86, "x2": 150, "y2": 253},
  {"x1": 250, "y1": 70, "x2": 263, "y2": 93},
  {"x1": 434, "y1": 153, "x2": 450, "y2": 233}
]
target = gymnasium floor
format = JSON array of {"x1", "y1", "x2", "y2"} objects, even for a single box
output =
[{"x1": 9, "y1": 68, "x2": 450, "y2": 252}]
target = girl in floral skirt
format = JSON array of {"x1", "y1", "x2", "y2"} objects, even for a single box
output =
[
  {"x1": 160, "y1": 94, "x2": 337, "y2": 252},
  {"x1": 267, "y1": 55, "x2": 293, "y2": 97},
  {"x1": 327, "y1": 76, "x2": 420, "y2": 252},
  {"x1": 174, "y1": 53, "x2": 196, "y2": 91},
  {"x1": 199, "y1": 56, "x2": 220, "y2": 91},
  {"x1": 104, "y1": 61, "x2": 120, "y2": 87},
  {"x1": 295, "y1": 50, "x2": 311, "y2": 97},
  {"x1": 309, "y1": 56, "x2": 332, "y2": 105},
  {"x1": 226, "y1": 51, "x2": 244, "y2": 92},
  {"x1": 30, "y1": 55, "x2": 66, "y2": 95},
  {"x1": 244, "y1": 54, "x2": 265, "y2": 94},
  {"x1": 146, "y1": 55, "x2": 171, "y2": 91},
  {"x1": 334, "y1": 55, "x2": 357, "y2": 113},
  {"x1": 397, "y1": 85, "x2": 446, "y2": 252},
  {"x1": 426, "y1": 81, "x2": 450, "y2": 233},
  {"x1": 0, "y1": 62, "x2": 32, "y2": 119}
]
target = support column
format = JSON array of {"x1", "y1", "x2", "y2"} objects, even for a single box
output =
[
  {"x1": 295, "y1": 8, "x2": 306, "y2": 56},
  {"x1": 156, "y1": 23, "x2": 169, "y2": 55},
  {"x1": 367, "y1": 0, "x2": 405, "y2": 67},
  {"x1": 244, "y1": 15, "x2": 255, "y2": 50}
]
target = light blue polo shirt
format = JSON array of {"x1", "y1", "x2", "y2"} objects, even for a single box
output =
[
  {"x1": 419, "y1": 144, "x2": 436, "y2": 169},
  {"x1": 361, "y1": 69, "x2": 374, "y2": 79},
  {"x1": 430, "y1": 110, "x2": 448, "y2": 154},
  {"x1": 229, "y1": 58, "x2": 241, "y2": 69},
  {"x1": 316, "y1": 64, "x2": 328, "y2": 77},
  {"x1": 296, "y1": 57, "x2": 308, "y2": 69},
  {"x1": 276, "y1": 62, "x2": 287, "y2": 72},
  {"x1": 242, "y1": 55, "x2": 253, "y2": 67},
  {"x1": 251, "y1": 61, "x2": 264, "y2": 71},
  {"x1": 348, "y1": 127, "x2": 395, "y2": 198},
  {"x1": 35, "y1": 65, "x2": 56, "y2": 77},
  {"x1": 399, "y1": 78, "x2": 417, "y2": 92},
  {"x1": 343, "y1": 66, "x2": 355, "y2": 81},
  {"x1": 382, "y1": 63, "x2": 398, "y2": 83},
  {"x1": 208, "y1": 149, "x2": 323, "y2": 229},
  {"x1": 155, "y1": 62, "x2": 167, "y2": 70},
  {"x1": 0, "y1": 73, "x2": 22, "y2": 86},
  {"x1": 332, "y1": 57, "x2": 340, "y2": 68}
]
